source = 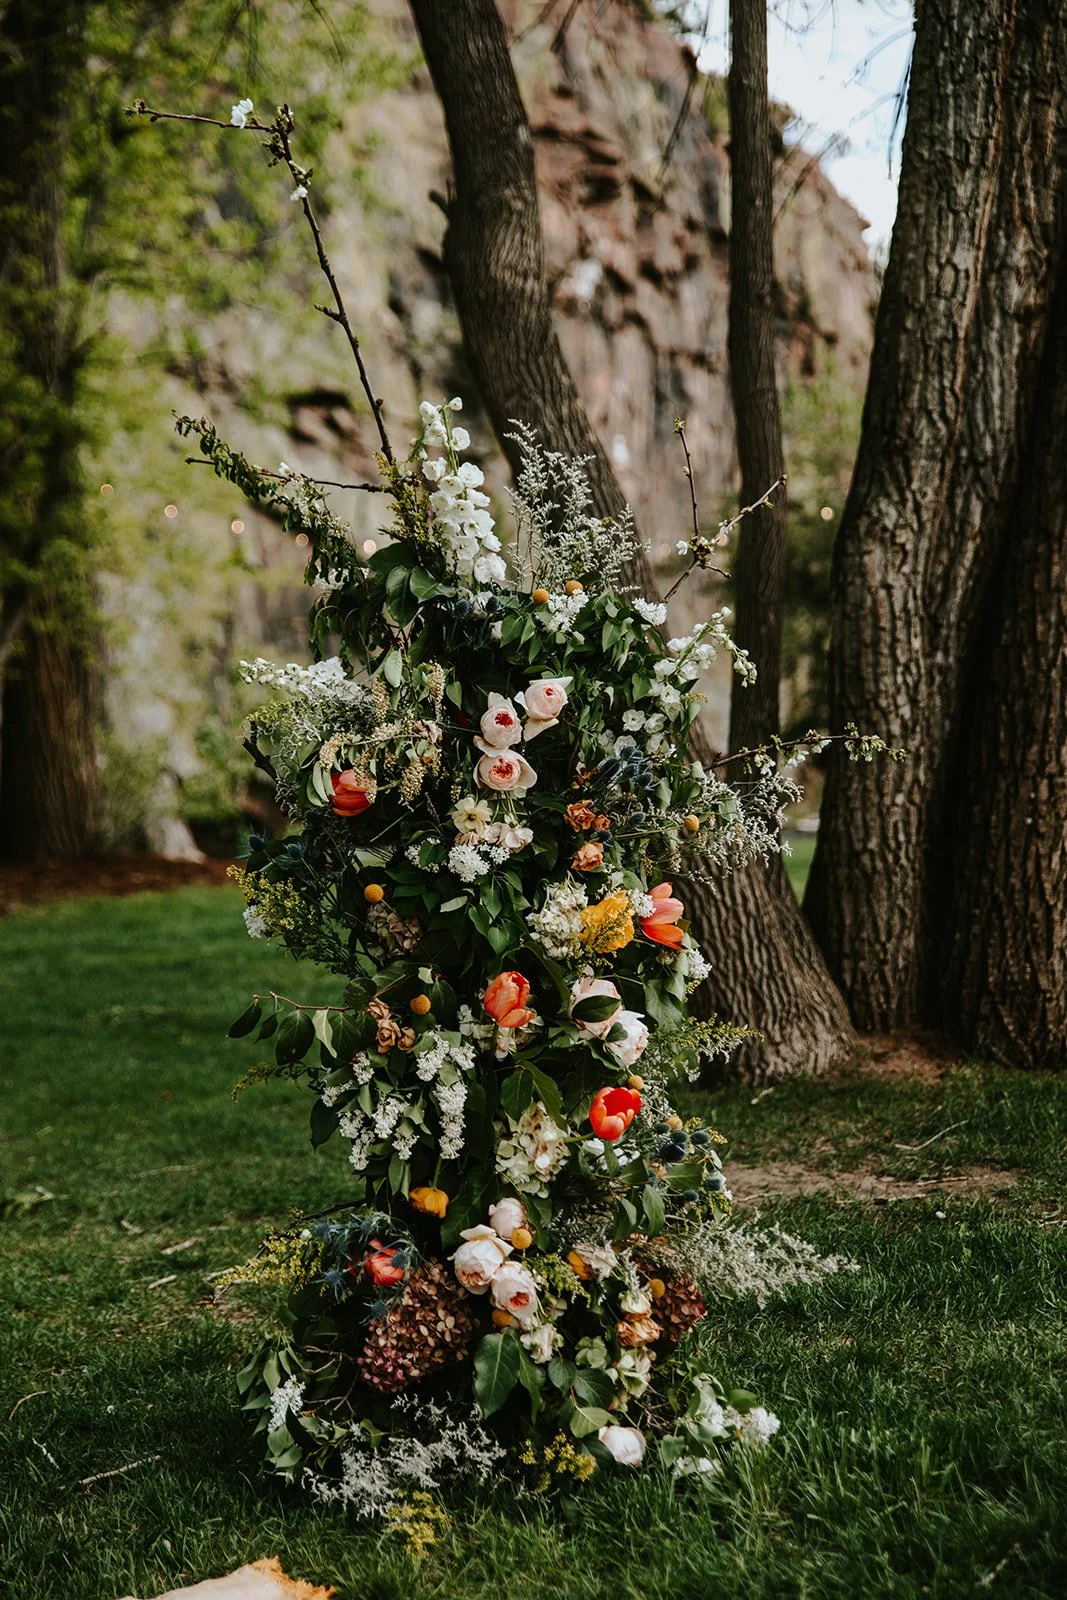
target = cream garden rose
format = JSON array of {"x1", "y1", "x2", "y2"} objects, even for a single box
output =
[
  {"x1": 490, "y1": 1260, "x2": 540, "y2": 1327},
  {"x1": 487, "y1": 1196, "x2": 528, "y2": 1242},
  {"x1": 605, "y1": 1008, "x2": 648, "y2": 1068},
  {"x1": 452, "y1": 1224, "x2": 511, "y2": 1293},
  {"x1": 598, "y1": 1425, "x2": 646, "y2": 1466},
  {"x1": 518, "y1": 676, "x2": 571, "y2": 738},
  {"x1": 476, "y1": 692, "x2": 523, "y2": 750}
]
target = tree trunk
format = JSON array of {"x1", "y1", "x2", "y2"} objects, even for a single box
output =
[
  {"x1": 0, "y1": 0, "x2": 100, "y2": 861},
  {"x1": 409, "y1": 0, "x2": 855, "y2": 1077},
  {"x1": 726, "y1": 0, "x2": 786, "y2": 756},
  {"x1": 805, "y1": 0, "x2": 1067, "y2": 1030},
  {"x1": 941, "y1": 221, "x2": 1067, "y2": 1069}
]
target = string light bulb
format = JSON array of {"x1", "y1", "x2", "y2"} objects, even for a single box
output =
[{"x1": 164, "y1": 504, "x2": 178, "y2": 519}]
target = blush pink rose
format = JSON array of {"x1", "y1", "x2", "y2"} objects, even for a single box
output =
[
  {"x1": 476, "y1": 692, "x2": 523, "y2": 750},
  {"x1": 518, "y1": 677, "x2": 571, "y2": 738},
  {"x1": 476, "y1": 750, "x2": 537, "y2": 793},
  {"x1": 489, "y1": 1261, "x2": 540, "y2": 1327},
  {"x1": 452, "y1": 1224, "x2": 512, "y2": 1293}
]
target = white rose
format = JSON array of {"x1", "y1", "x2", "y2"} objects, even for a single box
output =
[
  {"x1": 452, "y1": 1224, "x2": 512, "y2": 1293},
  {"x1": 490, "y1": 1261, "x2": 540, "y2": 1326},
  {"x1": 475, "y1": 750, "x2": 537, "y2": 794},
  {"x1": 522, "y1": 1322, "x2": 559, "y2": 1365},
  {"x1": 568, "y1": 975, "x2": 622, "y2": 1041},
  {"x1": 488, "y1": 1197, "x2": 528, "y2": 1242},
  {"x1": 518, "y1": 677, "x2": 572, "y2": 738},
  {"x1": 598, "y1": 1425, "x2": 646, "y2": 1467},
  {"x1": 484, "y1": 821, "x2": 534, "y2": 854},
  {"x1": 477, "y1": 692, "x2": 523, "y2": 749},
  {"x1": 604, "y1": 1008, "x2": 648, "y2": 1068}
]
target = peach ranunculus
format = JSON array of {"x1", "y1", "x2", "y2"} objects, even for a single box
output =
[
  {"x1": 489, "y1": 1260, "x2": 540, "y2": 1327},
  {"x1": 484, "y1": 970, "x2": 536, "y2": 1029},
  {"x1": 476, "y1": 692, "x2": 523, "y2": 750},
  {"x1": 568, "y1": 975, "x2": 622, "y2": 1041},
  {"x1": 517, "y1": 677, "x2": 571, "y2": 738},
  {"x1": 640, "y1": 882, "x2": 685, "y2": 950},
  {"x1": 362, "y1": 1239, "x2": 405, "y2": 1287},
  {"x1": 330, "y1": 769, "x2": 373, "y2": 816},
  {"x1": 452, "y1": 1224, "x2": 512, "y2": 1293},
  {"x1": 571, "y1": 840, "x2": 604, "y2": 872},
  {"x1": 588, "y1": 1085, "x2": 642, "y2": 1141},
  {"x1": 475, "y1": 750, "x2": 537, "y2": 794}
]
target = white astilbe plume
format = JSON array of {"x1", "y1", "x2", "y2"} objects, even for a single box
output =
[
  {"x1": 506, "y1": 420, "x2": 639, "y2": 590},
  {"x1": 679, "y1": 1218, "x2": 859, "y2": 1309}
]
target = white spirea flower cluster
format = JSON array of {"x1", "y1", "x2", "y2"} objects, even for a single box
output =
[
  {"x1": 239, "y1": 655, "x2": 367, "y2": 704},
  {"x1": 536, "y1": 589, "x2": 589, "y2": 636},
  {"x1": 633, "y1": 597, "x2": 667, "y2": 626},
  {"x1": 419, "y1": 400, "x2": 507, "y2": 587},
  {"x1": 243, "y1": 905, "x2": 271, "y2": 941},
  {"x1": 527, "y1": 878, "x2": 588, "y2": 959}
]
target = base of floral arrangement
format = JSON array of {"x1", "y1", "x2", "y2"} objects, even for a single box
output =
[{"x1": 118, "y1": 1557, "x2": 334, "y2": 1600}]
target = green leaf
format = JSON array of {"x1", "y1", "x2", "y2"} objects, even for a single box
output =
[
  {"x1": 275, "y1": 1010, "x2": 315, "y2": 1065},
  {"x1": 309, "y1": 1096, "x2": 336, "y2": 1149},
  {"x1": 571, "y1": 994, "x2": 622, "y2": 1024},
  {"x1": 547, "y1": 1356, "x2": 577, "y2": 1391},
  {"x1": 312, "y1": 1008, "x2": 335, "y2": 1056},
  {"x1": 572, "y1": 1367, "x2": 615, "y2": 1408},
  {"x1": 381, "y1": 649, "x2": 404, "y2": 688},
  {"x1": 568, "y1": 1401, "x2": 612, "y2": 1439},
  {"x1": 666, "y1": 1159, "x2": 705, "y2": 1191},
  {"x1": 499, "y1": 1071, "x2": 535, "y2": 1122},
  {"x1": 516, "y1": 1343, "x2": 545, "y2": 1423},
  {"x1": 439, "y1": 895, "x2": 468, "y2": 914},
  {"x1": 409, "y1": 566, "x2": 438, "y2": 600},
  {"x1": 526, "y1": 1063, "x2": 566, "y2": 1128},
  {"x1": 473, "y1": 1332, "x2": 521, "y2": 1418},
  {"x1": 642, "y1": 1182, "x2": 667, "y2": 1235},
  {"x1": 228, "y1": 1000, "x2": 262, "y2": 1038}
]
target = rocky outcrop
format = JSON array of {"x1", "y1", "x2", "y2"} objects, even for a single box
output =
[{"x1": 102, "y1": 0, "x2": 873, "y2": 845}]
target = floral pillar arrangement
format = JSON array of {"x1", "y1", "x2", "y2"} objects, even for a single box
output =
[{"x1": 130, "y1": 94, "x2": 892, "y2": 1521}]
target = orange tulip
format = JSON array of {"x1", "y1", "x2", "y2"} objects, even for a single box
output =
[
  {"x1": 589, "y1": 1085, "x2": 642, "y2": 1142},
  {"x1": 640, "y1": 881, "x2": 685, "y2": 949},
  {"x1": 483, "y1": 970, "x2": 536, "y2": 1030},
  {"x1": 331, "y1": 769, "x2": 373, "y2": 817}
]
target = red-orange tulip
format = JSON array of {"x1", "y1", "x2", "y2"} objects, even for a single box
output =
[
  {"x1": 483, "y1": 970, "x2": 535, "y2": 1030},
  {"x1": 363, "y1": 1239, "x2": 404, "y2": 1286},
  {"x1": 589, "y1": 1085, "x2": 642, "y2": 1142},
  {"x1": 331, "y1": 769, "x2": 373, "y2": 817},
  {"x1": 641, "y1": 881, "x2": 685, "y2": 949}
]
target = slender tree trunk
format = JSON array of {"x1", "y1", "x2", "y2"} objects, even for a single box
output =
[
  {"x1": 0, "y1": 0, "x2": 100, "y2": 861},
  {"x1": 409, "y1": 0, "x2": 855, "y2": 1077},
  {"x1": 941, "y1": 213, "x2": 1067, "y2": 1069},
  {"x1": 726, "y1": 0, "x2": 786, "y2": 756},
  {"x1": 805, "y1": 0, "x2": 1067, "y2": 1030}
]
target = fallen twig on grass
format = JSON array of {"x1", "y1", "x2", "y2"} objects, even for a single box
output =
[
  {"x1": 160, "y1": 1236, "x2": 201, "y2": 1256},
  {"x1": 8, "y1": 1390, "x2": 45, "y2": 1419},
  {"x1": 77, "y1": 1454, "x2": 162, "y2": 1492},
  {"x1": 893, "y1": 1119, "x2": 969, "y2": 1152},
  {"x1": 146, "y1": 1274, "x2": 178, "y2": 1291}
]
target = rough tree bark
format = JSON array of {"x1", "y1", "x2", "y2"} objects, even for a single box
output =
[
  {"x1": 726, "y1": 0, "x2": 786, "y2": 756},
  {"x1": 409, "y1": 0, "x2": 855, "y2": 1076},
  {"x1": 941, "y1": 207, "x2": 1067, "y2": 1068},
  {"x1": 0, "y1": 0, "x2": 100, "y2": 860},
  {"x1": 805, "y1": 0, "x2": 1067, "y2": 1032}
]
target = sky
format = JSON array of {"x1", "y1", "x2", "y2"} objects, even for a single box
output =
[{"x1": 696, "y1": 0, "x2": 915, "y2": 247}]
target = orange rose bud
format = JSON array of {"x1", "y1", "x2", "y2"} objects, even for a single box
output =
[
  {"x1": 683, "y1": 814, "x2": 701, "y2": 833},
  {"x1": 564, "y1": 579, "x2": 584, "y2": 595},
  {"x1": 492, "y1": 1308, "x2": 518, "y2": 1328},
  {"x1": 410, "y1": 1186, "x2": 449, "y2": 1218},
  {"x1": 532, "y1": 587, "x2": 551, "y2": 604},
  {"x1": 484, "y1": 970, "x2": 535, "y2": 1030},
  {"x1": 511, "y1": 1225, "x2": 534, "y2": 1251},
  {"x1": 566, "y1": 1250, "x2": 593, "y2": 1281},
  {"x1": 571, "y1": 840, "x2": 604, "y2": 872},
  {"x1": 331, "y1": 769, "x2": 373, "y2": 817},
  {"x1": 363, "y1": 882, "x2": 385, "y2": 903},
  {"x1": 409, "y1": 993, "x2": 432, "y2": 1016}
]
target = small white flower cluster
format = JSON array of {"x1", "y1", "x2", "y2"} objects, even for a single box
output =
[
  {"x1": 419, "y1": 400, "x2": 507, "y2": 587},
  {"x1": 243, "y1": 905, "x2": 271, "y2": 941},
  {"x1": 667, "y1": 611, "x2": 757, "y2": 687},
  {"x1": 681, "y1": 941, "x2": 712, "y2": 991},
  {"x1": 527, "y1": 878, "x2": 588, "y2": 959},
  {"x1": 239, "y1": 655, "x2": 366, "y2": 704},
  {"x1": 267, "y1": 1375, "x2": 305, "y2": 1435},
  {"x1": 434, "y1": 1077, "x2": 468, "y2": 1160},
  {"x1": 494, "y1": 1101, "x2": 569, "y2": 1197},
  {"x1": 535, "y1": 589, "x2": 589, "y2": 637},
  {"x1": 230, "y1": 96, "x2": 253, "y2": 127},
  {"x1": 447, "y1": 842, "x2": 490, "y2": 883},
  {"x1": 633, "y1": 597, "x2": 667, "y2": 626}
]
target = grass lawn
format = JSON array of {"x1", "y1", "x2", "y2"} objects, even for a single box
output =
[{"x1": 1, "y1": 886, "x2": 1065, "y2": 1600}]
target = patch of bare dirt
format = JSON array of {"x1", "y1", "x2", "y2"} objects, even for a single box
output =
[
  {"x1": 0, "y1": 853, "x2": 236, "y2": 914},
  {"x1": 852, "y1": 1032, "x2": 958, "y2": 1084},
  {"x1": 729, "y1": 1161, "x2": 1018, "y2": 1206}
]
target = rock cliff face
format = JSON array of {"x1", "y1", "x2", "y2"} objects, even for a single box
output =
[{"x1": 102, "y1": 0, "x2": 873, "y2": 847}]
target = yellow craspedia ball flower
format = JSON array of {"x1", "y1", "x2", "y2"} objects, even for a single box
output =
[
  {"x1": 410, "y1": 993, "x2": 432, "y2": 1016},
  {"x1": 532, "y1": 587, "x2": 550, "y2": 604},
  {"x1": 363, "y1": 882, "x2": 386, "y2": 904},
  {"x1": 683, "y1": 814, "x2": 701, "y2": 833},
  {"x1": 511, "y1": 1225, "x2": 534, "y2": 1251},
  {"x1": 564, "y1": 579, "x2": 584, "y2": 595},
  {"x1": 628, "y1": 1074, "x2": 644, "y2": 1091},
  {"x1": 579, "y1": 889, "x2": 635, "y2": 954},
  {"x1": 648, "y1": 1277, "x2": 666, "y2": 1300}
]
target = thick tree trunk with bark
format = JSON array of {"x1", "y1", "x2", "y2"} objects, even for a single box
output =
[
  {"x1": 0, "y1": 0, "x2": 100, "y2": 861},
  {"x1": 726, "y1": 0, "x2": 786, "y2": 756},
  {"x1": 942, "y1": 236, "x2": 1067, "y2": 1069},
  {"x1": 805, "y1": 0, "x2": 1067, "y2": 1030},
  {"x1": 409, "y1": 0, "x2": 855, "y2": 1077}
]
